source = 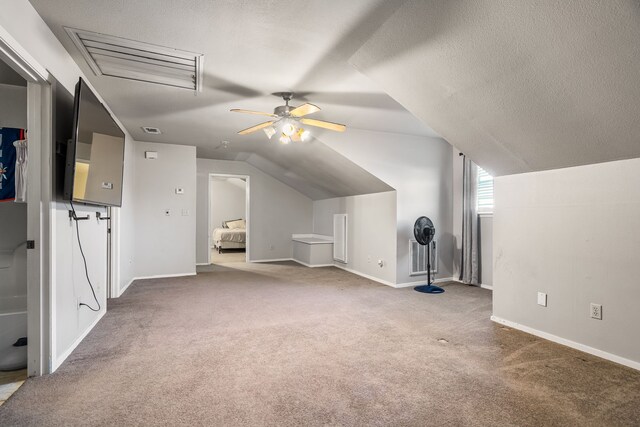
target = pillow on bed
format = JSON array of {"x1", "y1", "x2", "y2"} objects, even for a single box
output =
[{"x1": 226, "y1": 219, "x2": 245, "y2": 229}]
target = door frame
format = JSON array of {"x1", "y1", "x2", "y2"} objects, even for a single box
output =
[
  {"x1": 0, "y1": 26, "x2": 52, "y2": 376},
  {"x1": 207, "y1": 173, "x2": 250, "y2": 264}
]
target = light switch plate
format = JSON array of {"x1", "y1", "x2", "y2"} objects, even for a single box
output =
[{"x1": 537, "y1": 292, "x2": 547, "y2": 307}]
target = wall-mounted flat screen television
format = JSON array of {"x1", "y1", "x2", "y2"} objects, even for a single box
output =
[{"x1": 64, "y1": 77, "x2": 125, "y2": 207}]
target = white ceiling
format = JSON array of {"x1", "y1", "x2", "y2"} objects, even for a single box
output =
[
  {"x1": 350, "y1": 0, "x2": 640, "y2": 176},
  {"x1": 29, "y1": 0, "x2": 434, "y2": 199}
]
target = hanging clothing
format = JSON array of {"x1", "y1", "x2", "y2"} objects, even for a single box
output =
[
  {"x1": 14, "y1": 137, "x2": 27, "y2": 203},
  {"x1": 0, "y1": 128, "x2": 23, "y2": 202}
]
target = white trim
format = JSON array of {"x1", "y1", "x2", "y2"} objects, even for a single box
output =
[
  {"x1": 333, "y1": 264, "x2": 396, "y2": 287},
  {"x1": 119, "y1": 272, "x2": 196, "y2": 297},
  {"x1": 207, "y1": 173, "x2": 250, "y2": 264},
  {"x1": 251, "y1": 258, "x2": 292, "y2": 263},
  {"x1": 491, "y1": 316, "x2": 640, "y2": 372},
  {"x1": 478, "y1": 212, "x2": 494, "y2": 218},
  {"x1": 0, "y1": 27, "x2": 49, "y2": 82},
  {"x1": 290, "y1": 259, "x2": 334, "y2": 268},
  {"x1": 480, "y1": 284, "x2": 493, "y2": 290},
  {"x1": 394, "y1": 277, "x2": 455, "y2": 288},
  {"x1": 196, "y1": 262, "x2": 210, "y2": 266},
  {"x1": 52, "y1": 309, "x2": 106, "y2": 372}
]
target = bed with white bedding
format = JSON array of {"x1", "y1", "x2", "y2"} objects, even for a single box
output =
[{"x1": 212, "y1": 219, "x2": 246, "y2": 253}]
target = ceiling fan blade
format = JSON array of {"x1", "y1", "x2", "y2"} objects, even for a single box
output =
[
  {"x1": 238, "y1": 121, "x2": 275, "y2": 135},
  {"x1": 300, "y1": 118, "x2": 346, "y2": 132},
  {"x1": 289, "y1": 103, "x2": 321, "y2": 117},
  {"x1": 230, "y1": 109, "x2": 277, "y2": 118}
]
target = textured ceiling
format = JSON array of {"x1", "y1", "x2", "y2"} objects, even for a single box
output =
[
  {"x1": 29, "y1": 0, "x2": 434, "y2": 199},
  {"x1": 351, "y1": 0, "x2": 640, "y2": 176}
]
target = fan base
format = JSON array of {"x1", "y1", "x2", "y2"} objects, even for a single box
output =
[{"x1": 414, "y1": 284, "x2": 445, "y2": 294}]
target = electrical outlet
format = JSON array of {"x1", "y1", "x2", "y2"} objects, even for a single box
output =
[
  {"x1": 590, "y1": 303, "x2": 602, "y2": 320},
  {"x1": 537, "y1": 292, "x2": 547, "y2": 307},
  {"x1": 377, "y1": 259, "x2": 384, "y2": 268}
]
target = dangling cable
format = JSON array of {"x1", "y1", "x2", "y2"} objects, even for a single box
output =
[{"x1": 70, "y1": 201, "x2": 101, "y2": 312}]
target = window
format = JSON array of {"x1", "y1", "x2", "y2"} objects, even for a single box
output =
[{"x1": 477, "y1": 166, "x2": 494, "y2": 213}]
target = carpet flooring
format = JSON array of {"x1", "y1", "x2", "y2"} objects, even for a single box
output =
[{"x1": 1, "y1": 261, "x2": 639, "y2": 426}]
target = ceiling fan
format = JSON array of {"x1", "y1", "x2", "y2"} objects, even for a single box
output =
[{"x1": 230, "y1": 92, "x2": 346, "y2": 144}]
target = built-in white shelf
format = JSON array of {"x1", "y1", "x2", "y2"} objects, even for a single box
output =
[{"x1": 291, "y1": 234, "x2": 334, "y2": 267}]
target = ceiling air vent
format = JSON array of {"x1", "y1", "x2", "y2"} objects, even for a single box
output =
[
  {"x1": 65, "y1": 27, "x2": 203, "y2": 92},
  {"x1": 142, "y1": 126, "x2": 162, "y2": 135}
]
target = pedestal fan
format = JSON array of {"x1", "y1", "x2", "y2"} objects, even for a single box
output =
[{"x1": 413, "y1": 216, "x2": 444, "y2": 294}]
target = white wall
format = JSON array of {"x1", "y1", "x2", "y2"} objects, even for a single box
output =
[
  {"x1": 210, "y1": 178, "x2": 246, "y2": 232},
  {"x1": 320, "y1": 129, "x2": 454, "y2": 284},
  {"x1": 0, "y1": 1, "x2": 137, "y2": 371},
  {"x1": 493, "y1": 157, "x2": 640, "y2": 368},
  {"x1": 0, "y1": 83, "x2": 27, "y2": 128},
  {"x1": 479, "y1": 215, "x2": 493, "y2": 286},
  {"x1": 313, "y1": 191, "x2": 397, "y2": 284},
  {"x1": 197, "y1": 159, "x2": 313, "y2": 264},
  {"x1": 125, "y1": 141, "x2": 197, "y2": 280}
]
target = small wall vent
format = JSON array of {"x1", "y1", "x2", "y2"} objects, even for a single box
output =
[
  {"x1": 410, "y1": 239, "x2": 437, "y2": 276},
  {"x1": 65, "y1": 27, "x2": 203, "y2": 91},
  {"x1": 142, "y1": 126, "x2": 162, "y2": 135}
]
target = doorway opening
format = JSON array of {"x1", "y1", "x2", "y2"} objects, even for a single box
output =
[
  {"x1": 0, "y1": 29, "x2": 53, "y2": 383},
  {"x1": 208, "y1": 174, "x2": 249, "y2": 266},
  {"x1": 0, "y1": 58, "x2": 28, "y2": 402}
]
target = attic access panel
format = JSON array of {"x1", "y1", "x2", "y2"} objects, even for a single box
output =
[{"x1": 65, "y1": 27, "x2": 203, "y2": 91}]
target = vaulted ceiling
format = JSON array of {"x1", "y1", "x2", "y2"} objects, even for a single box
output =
[
  {"x1": 30, "y1": 0, "x2": 640, "y2": 187},
  {"x1": 29, "y1": 0, "x2": 432, "y2": 199},
  {"x1": 350, "y1": 0, "x2": 640, "y2": 176}
]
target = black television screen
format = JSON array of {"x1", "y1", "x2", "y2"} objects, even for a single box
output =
[{"x1": 64, "y1": 78, "x2": 125, "y2": 207}]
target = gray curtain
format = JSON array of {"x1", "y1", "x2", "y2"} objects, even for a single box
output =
[{"x1": 459, "y1": 156, "x2": 479, "y2": 285}]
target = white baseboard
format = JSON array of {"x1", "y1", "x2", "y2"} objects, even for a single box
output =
[
  {"x1": 394, "y1": 277, "x2": 455, "y2": 288},
  {"x1": 333, "y1": 264, "x2": 397, "y2": 287},
  {"x1": 481, "y1": 284, "x2": 493, "y2": 290},
  {"x1": 118, "y1": 272, "x2": 197, "y2": 297},
  {"x1": 491, "y1": 315, "x2": 640, "y2": 371},
  {"x1": 251, "y1": 258, "x2": 292, "y2": 263},
  {"x1": 290, "y1": 259, "x2": 334, "y2": 268},
  {"x1": 52, "y1": 309, "x2": 106, "y2": 372},
  {"x1": 196, "y1": 262, "x2": 210, "y2": 266}
]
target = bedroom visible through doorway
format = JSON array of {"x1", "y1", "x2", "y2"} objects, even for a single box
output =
[{"x1": 208, "y1": 174, "x2": 249, "y2": 265}]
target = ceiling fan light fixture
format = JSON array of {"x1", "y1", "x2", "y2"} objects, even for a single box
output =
[
  {"x1": 279, "y1": 134, "x2": 291, "y2": 144},
  {"x1": 281, "y1": 121, "x2": 296, "y2": 137},
  {"x1": 264, "y1": 126, "x2": 276, "y2": 139},
  {"x1": 300, "y1": 129, "x2": 311, "y2": 142}
]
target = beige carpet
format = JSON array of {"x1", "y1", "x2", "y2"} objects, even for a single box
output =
[
  {"x1": 210, "y1": 248, "x2": 246, "y2": 264},
  {"x1": 1, "y1": 261, "x2": 639, "y2": 426}
]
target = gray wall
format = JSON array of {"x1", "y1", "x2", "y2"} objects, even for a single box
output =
[
  {"x1": 210, "y1": 177, "x2": 246, "y2": 232},
  {"x1": 130, "y1": 141, "x2": 197, "y2": 278},
  {"x1": 0, "y1": 83, "x2": 27, "y2": 129},
  {"x1": 320, "y1": 129, "x2": 454, "y2": 284},
  {"x1": 196, "y1": 159, "x2": 313, "y2": 264},
  {"x1": 493, "y1": 157, "x2": 640, "y2": 366},
  {"x1": 313, "y1": 191, "x2": 398, "y2": 284}
]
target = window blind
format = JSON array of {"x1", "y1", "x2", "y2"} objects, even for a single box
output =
[{"x1": 477, "y1": 167, "x2": 494, "y2": 213}]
